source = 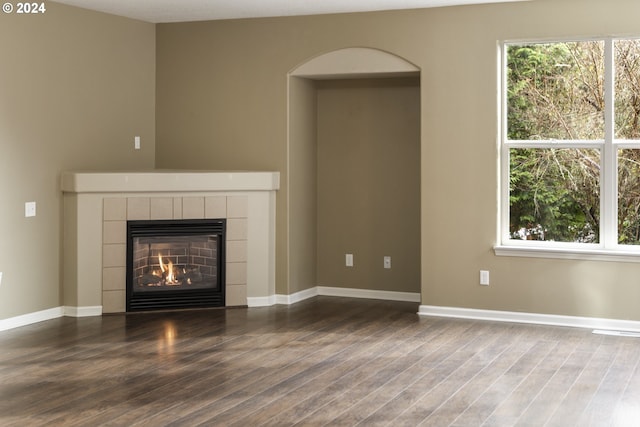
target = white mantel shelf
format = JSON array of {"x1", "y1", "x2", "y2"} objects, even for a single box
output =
[{"x1": 61, "y1": 170, "x2": 280, "y2": 193}]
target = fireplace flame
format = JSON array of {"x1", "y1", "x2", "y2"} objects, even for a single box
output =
[{"x1": 158, "y1": 255, "x2": 177, "y2": 284}]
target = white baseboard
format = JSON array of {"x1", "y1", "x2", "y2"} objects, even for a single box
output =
[
  {"x1": 252, "y1": 286, "x2": 420, "y2": 307},
  {"x1": 6, "y1": 299, "x2": 637, "y2": 335},
  {"x1": 247, "y1": 286, "x2": 420, "y2": 307},
  {"x1": 0, "y1": 307, "x2": 63, "y2": 332},
  {"x1": 318, "y1": 286, "x2": 421, "y2": 302},
  {"x1": 1, "y1": 289, "x2": 416, "y2": 332},
  {"x1": 0, "y1": 305, "x2": 104, "y2": 332},
  {"x1": 275, "y1": 287, "x2": 318, "y2": 305},
  {"x1": 418, "y1": 305, "x2": 640, "y2": 333}
]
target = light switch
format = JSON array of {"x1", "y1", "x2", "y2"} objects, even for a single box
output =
[
  {"x1": 25, "y1": 201, "x2": 36, "y2": 217},
  {"x1": 345, "y1": 253, "x2": 353, "y2": 267},
  {"x1": 480, "y1": 270, "x2": 490, "y2": 285}
]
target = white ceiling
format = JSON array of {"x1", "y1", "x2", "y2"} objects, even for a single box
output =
[{"x1": 52, "y1": 0, "x2": 526, "y2": 24}]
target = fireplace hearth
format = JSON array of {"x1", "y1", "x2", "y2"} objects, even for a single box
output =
[{"x1": 126, "y1": 219, "x2": 226, "y2": 311}]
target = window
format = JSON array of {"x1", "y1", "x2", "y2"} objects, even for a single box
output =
[{"x1": 500, "y1": 38, "x2": 640, "y2": 258}]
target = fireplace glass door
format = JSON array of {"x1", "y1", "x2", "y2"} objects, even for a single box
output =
[{"x1": 126, "y1": 219, "x2": 225, "y2": 311}]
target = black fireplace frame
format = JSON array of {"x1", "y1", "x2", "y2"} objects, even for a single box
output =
[{"x1": 126, "y1": 218, "x2": 226, "y2": 312}]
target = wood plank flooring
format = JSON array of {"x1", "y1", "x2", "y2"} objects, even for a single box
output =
[{"x1": 1, "y1": 296, "x2": 639, "y2": 426}]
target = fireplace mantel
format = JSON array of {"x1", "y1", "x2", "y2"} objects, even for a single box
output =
[
  {"x1": 61, "y1": 170, "x2": 280, "y2": 193},
  {"x1": 62, "y1": 170, "x2": 279, "y2": 316}
]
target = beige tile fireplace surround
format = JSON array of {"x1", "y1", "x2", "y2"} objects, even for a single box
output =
[{"x1": 62, "y1": 171, "x2": 279, "y2": 315}]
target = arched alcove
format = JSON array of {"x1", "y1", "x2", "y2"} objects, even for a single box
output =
[
  {"x1": 286, "y1": 48, "x2": 421, "y2": 302},
  {"x1": 291, "y1": 47, "x2": 420, "y2": 79}
]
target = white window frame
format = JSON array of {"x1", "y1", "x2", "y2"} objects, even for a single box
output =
[{"x1": 495, "y1": 37, "x2": 640, "y2": 263}]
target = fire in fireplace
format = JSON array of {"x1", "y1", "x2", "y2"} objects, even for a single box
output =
[{"x1": 126, "y1": 219, "x2": 225, "y2": 311}]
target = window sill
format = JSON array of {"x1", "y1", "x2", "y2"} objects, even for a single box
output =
[{"x1": 494, "y1": 245, "x2": 640, "y2": 263}]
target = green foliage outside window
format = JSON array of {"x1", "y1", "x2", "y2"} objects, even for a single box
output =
[{"x1": 506, "y1": 39, "x2": 640, "y2": 244}]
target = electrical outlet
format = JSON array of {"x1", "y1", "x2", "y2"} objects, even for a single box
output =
[
  {"x1": 480, "y1": 270, "x2": 490, "y2": 286},
  {"x1": 345, "y1": 253, "x2": 353, "y2": 267},
  {"x1": 134, "y1": 136, "x2": 141, "y2": 150},
  {"x1": 384, "y1": 256, "x2": 391, "y2": 269}
]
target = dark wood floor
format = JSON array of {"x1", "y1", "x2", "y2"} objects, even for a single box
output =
[{"x1": 1, "y1": 296, "x2": 639, "y2": 426}]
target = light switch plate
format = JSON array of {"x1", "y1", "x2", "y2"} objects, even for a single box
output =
[
  {"x1": 345, "y1": 253, "x2": 353, "y2": 267},
  {"x1": 25, "y1": 201, "x2": 36, "y2": 217},
  {"x1": 480, "y1": 270, "x2": 490, "y2": 285}
]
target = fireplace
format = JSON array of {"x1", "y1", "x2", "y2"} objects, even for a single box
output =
[
  {"x1": 61, "y1": 170, "x2": 279, "y2": 314},
  {"x1": 126, "y1": 219, "x2": 226, "y2": 311}
]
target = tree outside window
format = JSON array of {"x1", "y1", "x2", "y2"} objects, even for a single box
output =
[{"x1": 505, "y1": 38, "x2": 640, "y2": 246}]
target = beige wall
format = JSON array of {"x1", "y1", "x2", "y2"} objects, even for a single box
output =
[
  {"x1": 156, "y1": 0, "x2": 640, "y2": 320},
  {"x1": 3, "y1": 0, "x2": 640, "y2": 323},
  {"x1": 316, "y1": 78, "x2": 421, "y2": 293},
  {"x1": 288, "y1": 77, "x2": 318, "y2": 294},
  {"x1": 155, "y1": 20, "x2": 292, "y2": 291},
  {"x1": 0, "y1": 3, "x2": 155, "y2": 319}
]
